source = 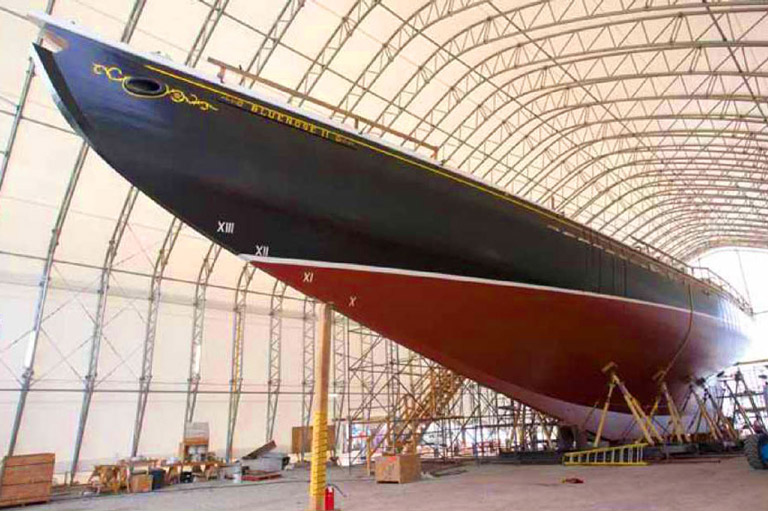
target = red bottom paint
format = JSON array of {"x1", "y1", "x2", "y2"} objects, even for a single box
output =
[{"x1": 253, "y1": 261, "x2": 748, "y2": 439}]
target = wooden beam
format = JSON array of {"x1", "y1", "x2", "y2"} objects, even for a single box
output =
[{"x1": 308, "y1": 303, "x2": 332, "y2": 511}]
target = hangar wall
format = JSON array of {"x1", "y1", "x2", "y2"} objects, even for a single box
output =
[{"x1": 0, "y1": 247, "x2": 320, "y2": 475}]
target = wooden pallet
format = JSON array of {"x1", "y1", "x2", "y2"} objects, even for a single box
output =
[
  {"x1": 242, "y1": 471, "x2": 281, "y2": 482},
  {"x1": 0, "y1": 453, "x2": 55, "y2": 508}
]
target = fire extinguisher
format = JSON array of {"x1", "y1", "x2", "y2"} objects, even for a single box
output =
[
  {"x1": 324, "y1": 486, "x2": 335, "y2": 511},
  {"x1": 324, "y1": 484, "x2": 345, "y2": 510}
]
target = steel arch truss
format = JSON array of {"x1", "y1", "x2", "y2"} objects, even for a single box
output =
[
  {"x1": 225, "y1": 263, "x2": 256, "y2": 462},
  {"x1": 265, "y1": 279, "x2": 287, "y2": 443},
  {"x1": 316, "y1": 0, "x2": 768, "y2": 261},
  {"x1": 191, "y1": 0, "x2": 768, "y2": 259}
]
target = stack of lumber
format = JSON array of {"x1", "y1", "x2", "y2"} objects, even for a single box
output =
[{"x1": 0, "y1": 453, "x2": 55, "y2": 508}]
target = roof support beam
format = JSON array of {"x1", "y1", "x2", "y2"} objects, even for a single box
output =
[
  {"x1": 626, "y1": 204, "x2": 768, "y2": 243},
  {"x1": 9, "y1": 0, "x2": 146, "y2": 471},
  {"x1": 265, "y1": 280, "x2": 287, "y2": 442},
  {"x1": 294, "y1": 0, "x2": 379, "y2": 102},
  {"x1": 240, "y1": 0, "x2": 304, "y2": 85},
  {"x1": 7, "y1": 139, "x2": 83, "y2": 457},
  {"x1": 225, "y1": 263, "x2": 256, "y2": 462},
  {"x1": 298, "y1": 297, "x2": 315, "y2": 463},
  {"x1": 130, "y1": 217, "x2": 183, "y2": 457},
  {"x1": 183, "y1": 243, "x2": 222, "y2": 426},
  {"x1": 563, "y1": 161, "x2": 768, "y2": 219},
  {"x1": 647, "y1": 216, "x2": 768, "y2": 251},
  {"x1": 69, "y1": 186, "x2": 139, "y2": 478},
  {"x1": 684, "y1": 237, "x2": 768, "y2": 260},
  {"x1": 0, "y1": 0, "x2": 56, "y2": 195},
  {"x1": 603, "y1": 192, "x2": 768, "y2": 240},
  {"x1": 667, "y1": 228, "x2": 768, "y2": 259},
  {"x1": 332, "y1": 312, "x2": 347, "y2": 454}
]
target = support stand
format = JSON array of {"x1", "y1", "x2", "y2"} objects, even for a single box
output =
[
  {"x1": 688, "y1": 383, "x2": 738, "y2": 442},
  {"x1": 595, "y1": 363, "x2": 663, "y2": 446},
  {"x1": 308, "y1": 304, "x2": 333, "y2": 511},
  {"x1": 658, "y1": 381, "x2": 690, "y2": 443}
]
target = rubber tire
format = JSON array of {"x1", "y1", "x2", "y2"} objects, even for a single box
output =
[{"x1": 744, "y1": 434, "x2": 768, "y2": 470}]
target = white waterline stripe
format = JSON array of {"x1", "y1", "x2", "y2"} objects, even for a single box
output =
[{"x1": 238, "y1": 254, "x2": 725, "y2": 322}]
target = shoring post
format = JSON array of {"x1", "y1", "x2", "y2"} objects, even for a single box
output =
[
  {"x1": 602, "y1": 362, "x2": 662, "y2": 445},
  {"x1": 308, "y1": 304, "x2": 332, "y2": 511},
  {"x1": 660, "y1": 381, "x2": 690, "y2": 443},
  {"x1": 690, "y1": 385, "x2": 723, "y2": 441},
  {"x1": 593, "y1": 381, "x2": 616, "y2": 447}
]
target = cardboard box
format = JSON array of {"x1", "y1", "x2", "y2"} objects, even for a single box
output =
[
  {"x1": 0, "y1": 453, "x2": 55, "y2": 508},
  {"x1": 374, "y1": 454, "x2": 421, "y2": 484},
  {"x1": 129, "y1": 474, "x2": 153, "y2": 493}
]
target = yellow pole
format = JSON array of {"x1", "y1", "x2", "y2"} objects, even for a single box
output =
[
  {"x1": 309, "y1": 304, "x2": 332, "y2": 511},
  {"x1": 593, "y1": 382, "x2": 615, "y2": 448},
  {"x1": 614, "y1": 375, "x2": 657, "y2": 445},
  {"x1": 691, "y1": 387, "x2": 722, "y2": 441},
  {"x1": 661, "y1": 382, "x2": 690, "y2": 443}
]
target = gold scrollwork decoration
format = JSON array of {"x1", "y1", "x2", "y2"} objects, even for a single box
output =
[
  {"x1": 166, "y1": 89, "x2": 217, "y2": 112},
  {"x1": 91, "y1": 63, "x2": 217, "y2": 113}
]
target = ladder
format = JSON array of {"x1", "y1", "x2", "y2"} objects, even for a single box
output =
[{"x1": 563, "y1": 443, "x2": 648, "y2": 466}]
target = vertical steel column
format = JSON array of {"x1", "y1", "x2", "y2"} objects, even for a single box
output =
[
  {"x1": 225, "y1": 263, "x2": 256, "y2": 462},
  {"x1": 0, "y1": 0, "x2": 56, "y2": 194},
  {"x1": 176, "y1": 0, "x2": 229, "y2": 430},
  {"x1": 265, "y1": 280, "x2": 287, "y2": 442},
  {"x1": 120, "y1": 0, "x2": 148, "y2": 41},
  {"x1": 183, "y1": 243, "x2": 222, "y2": 425},
  {"x1": 361, "y1": 329, "x2": 375, "y2": 422},
  {"x1": 13, "y1": 0, "x2": 145, "y2": 465},
  {"x1": 299, "y1": 297, "x2": 315, "y2": 463},
  {"x1": 130, "y1": 218, "x2": 183, "y2": 456},
  {"x1": 8, "y1": 142, "x2": 85, "y2": 456},
  {"x1": 70, "y1": 0, "x2": 148, "y2": 475},
  {"x1": 331, "y1": 312, "x2": 347, "y2": 453},
  {"x1": 383, "y1": 338, "x2": 395, "y2": 452},
  {"x1": 69, "y1": 187, "x2": 139, "y2": 477}
]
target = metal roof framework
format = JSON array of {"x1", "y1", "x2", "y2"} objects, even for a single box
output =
[
  {"x1": 2, "y1": 0, "x2": 768, "y2": 257},
  {"x1": 1, "y1": 0, "x2": 767, "y2": 463}
]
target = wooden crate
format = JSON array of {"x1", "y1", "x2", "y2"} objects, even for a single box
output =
[
  {"x1": 178, "y1": 438, "x2": 209, "y2": 460},
  {"x1": 129, "y1": 474, "x2": 152, "y2": 493},
  {"x1": 374, "y1": 454, "x2": 421, "y2": 484},
  {"x1": 0, "y1": 453, "x2": 55, "y2": 508},
  {"x1": 291, "y1": 426, "x2": 336, "y2": 454}
]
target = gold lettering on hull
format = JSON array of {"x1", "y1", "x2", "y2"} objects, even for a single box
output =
[{"x1": 219, "y1": 95, "x2": 355, "y2": 148}]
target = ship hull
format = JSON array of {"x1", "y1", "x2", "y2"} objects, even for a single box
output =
[
  {"x1": 251, "y1": 258, "x2": 741, "y2": 438},
  {"x1": 30, "y1": 16, "x2": 752, "y2": 439}
]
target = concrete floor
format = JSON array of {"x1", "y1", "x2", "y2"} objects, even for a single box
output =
[{"x1": 42, "y1": 457, "x2": 767, "y2": 511}]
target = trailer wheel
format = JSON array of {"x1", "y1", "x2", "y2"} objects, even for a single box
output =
[{"x1": 744, "y1": 434, "x2": 768, "y2": 470}]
